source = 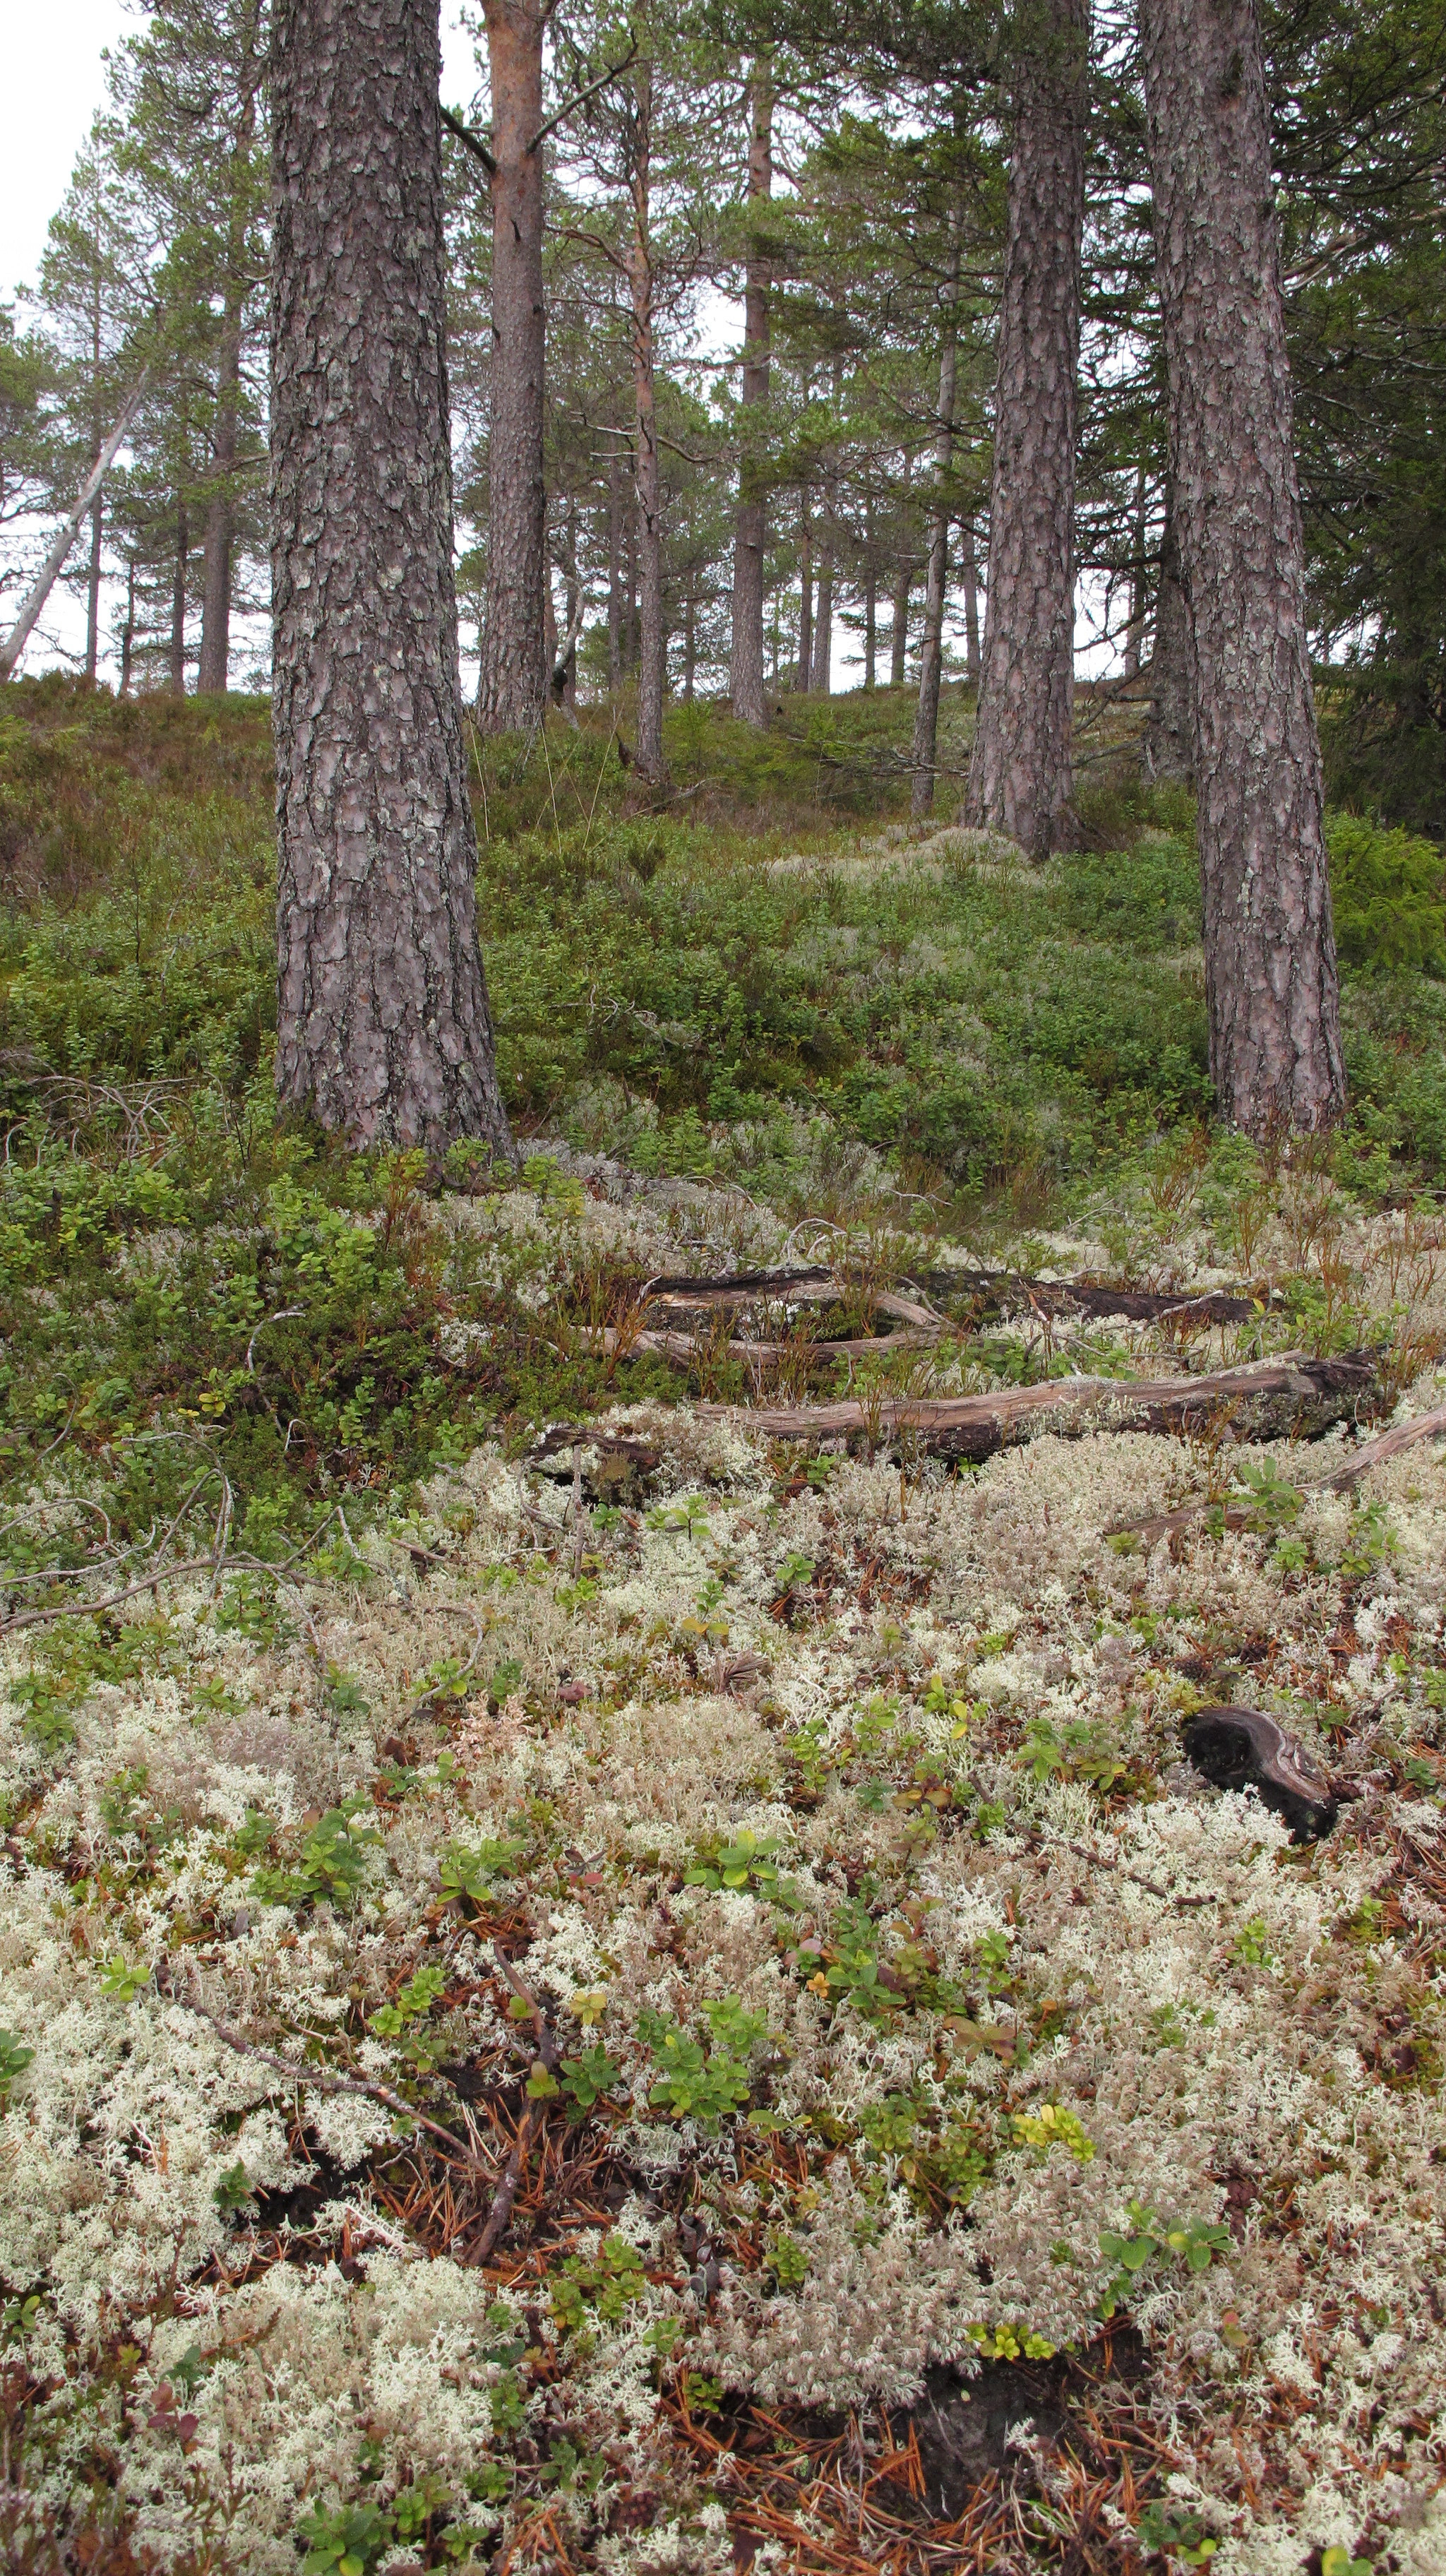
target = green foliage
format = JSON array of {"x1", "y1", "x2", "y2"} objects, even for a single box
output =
[
  {"x1": 438, "y1": 1835, "x2": 526, "y2": 1905},
  {"x1": 1327, "y1": 815, "x2": 1445, "y2": 975},
  {"x1": 294, "y1": 2502, "x2": 394, "y2": 2576},
  {"x1": 1098, "y1": 2204, "x2": 1233, "y2": 2321},
  {"x1": 213, "y1": 2158, "x2": 253, "y2": 2214},
  {"x1": 1133, "y1": 2499, "x2": 1219, "y2": 2564},
  {"x1": 637, "y1": 1998, "x2": 771, "y2": 2127},
  {"x1": 683, "y1": 1827, "x2": 796, "y2": 1902},
  {"x1": 251, "y1": 1800, "x2": 380, "y2": 1912},
  {"x1": 0, "y1": 2029, "x2": 35, "y2": 2106},
  {"x1": 550, "y1": 2234, "x2": 647, "y2": 2332},
  {"x1": 1012, "y1": 2104, "x2": 1095, "y2": 2163}
]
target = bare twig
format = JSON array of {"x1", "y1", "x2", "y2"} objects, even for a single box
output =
[
  {"x1": 468, "y1": 1945, "x2": 561, "y2": 2267},
  {"x1": 169, "y1": 1974, "x2": 495, "y2": 2180},
  {"x1": 1107, "y1": 1397, "x2": 1446, "y2": 1545}
]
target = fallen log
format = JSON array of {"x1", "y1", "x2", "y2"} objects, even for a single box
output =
[
  {"x1": 1107, "y1": 1397, "x2": 1446, "y2": 1546},
  {"x1": 1183, "y1": 1705, "x2": 1337, "y2": 1842},
  {"x1": 688, "y1": 1351, "x2": 1376, "y2": 1463},
  {"x1": 640, "y1": 1267, "x2": 944, "y2": 1332},
  {"x1": 914, "y1": 1268, "x2": 1268, "y2": 1328}
]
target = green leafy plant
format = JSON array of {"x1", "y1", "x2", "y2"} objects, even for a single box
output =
[
  {"x1": 637, "y1": 1998, "x2": 770, "y2": 2126},
  {"x1": 294, "y1": 2501, "x2": 394, "y2": 2576},
  {"x1": 1231, "y1": 1916, "x2": 1274, "y2": 1968},
  {"x1": 1012, "y1": 2103, "x2": 1095, "y2": 2162},
  {"x1": 438, "y1": 1834, "x2": 526, "y2": 1905},
  {"x1": 1133, "y1": 2499, "x2": 1219, "y2": 2564},
  {"x1": 550, "y1": 2234, "x2": 647, "y2": 2332},
  {"x1": 1098, "y1": 2204, "x2": 1233, "y2": 2320},
  {"x1": 0, "y1": 2030, "x2": 35, "y2": 2106},
  {"x1": 213, "y1": 2158, "x2": 254, "y2": 2214},
  {"x1": 251, "y1": 1799, "x2": 381, "y2": 1911}
]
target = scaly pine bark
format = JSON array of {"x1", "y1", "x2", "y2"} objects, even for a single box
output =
[
  {"x1": 1141, "y1": 0, "x2": 1344, "y2": 1133},
  {"x1": 271, "y1": 0, "x2": 512, "y2": 1154}
]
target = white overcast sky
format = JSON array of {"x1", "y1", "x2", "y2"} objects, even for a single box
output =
[
  {"x1": 1, "y1": 0, "x2": 483, "y2": 307},
  {"x1": 0, "y1": 0, "x2": 487, "y2": 681}
]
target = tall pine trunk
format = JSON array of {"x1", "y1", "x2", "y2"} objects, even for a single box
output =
[
  {"x1": 911, "y1": 196, "x2": 964, "y2": 818},
  {"x1": 607, "y1": 446, "x2": 623, "y2": 688},
  {"x1": 965, "y1": 0, "x2": 1087, "y2": 857},
  {"x1": 477, "y1": 0, "x2": 547, "y2": 734},
  {"x1": 890, "y1": 448, "x2": 912, "y2": 687},
  {"x1": 729, "y1": 58, "x2": 772, "y2": 726},
  {"x1": 961, "y1": 518, "x2": 980, "y2": 687},
  {"x1": 1142, "y1": 478, "x2": 1192, "y2": 780},
  {"x1": 272, "y1": 0, "x2": 511, "y2": 1152},
  {"x1": 1140, "y1": 0, "x2": 1342, "y2": 1132},
  {"x1": 811, "y1": 536, "x2": 832, "y2": 693},
  {"x1": 199, "y1": 310, "x2": 240, "y2": 693},
  {"x1": 200, "y1": 75, "x2": 258, "y2": 696},
  {"x1": 169, "y1": 496, "x2": 189, "y2": 696},
  {"x1": 119, "y1": 558, "x2": 136, "y2": 696},
  {"x1": 85, "y1": 491, "x2": 102, "y2": 682},
  {"x1": 796, "y1": 501, "x2": 813, "y2": 691},
  {"x1": 628, "y1": 60, "x2": 667, "y2": 781}
]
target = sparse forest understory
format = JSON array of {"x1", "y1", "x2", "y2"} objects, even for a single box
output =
[{"x1": 0, "y1": 681, "x2": 1444, "y2": 2575}]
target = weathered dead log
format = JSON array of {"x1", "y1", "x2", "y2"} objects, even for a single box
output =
[
  {"x1": 690, "y1": 1351, "x2": 1375, "y2": 1463},
  {"x1": 1109, "y1": 1397, "x2": 1446, "y2": 1546},
  {"x1": 1183, "y1": 1705, "x2": 1337, "y2": 1841},
  {"x1": 640, "y1": 1267, "x2": 943, "y2": 1333},
  {"x1": 915, "y1": 1268, "x2": 1268, "y2": 1328}
]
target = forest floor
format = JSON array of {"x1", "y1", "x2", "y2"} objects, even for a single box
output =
[{"x1": 1, "y1": 679, "x2": 1445, "y2": 2576}]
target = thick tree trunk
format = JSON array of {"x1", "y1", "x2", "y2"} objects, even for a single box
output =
[
  {"x1": 1140, "y1": 0, "x2": 1344, "y2": 1133},
  {"x1": 85, "y1": 489, "x2": 102, "y2": 683},
  {"x1": 796, "y1": 501, "x2": 812, "y2": 691},
  {"x1": 477, "y1": 0, "x2": 547, "y2": 734},
  {"x1": 271, "y1": 0, "x2": 511, "y2": 1155},
  {"x1": 864, "y1": 572, "x2": 876, "y2": 688},
  {"x1": 965, "y1": 0, "x2": 1087, "y2": 857},
  {"x1": 169, "y1": 499, "x2": 189, "y2": 697},
  {"x1": 626, "y1": 500, "x2": 638, "y2": 671},
  {"x1": 912, "y1": 198, "x2": 964, "y2": 818},
  {"x1": 628, "y1": 61, "x2": 667, "y2": 782},
  {"x1": 729, "y1": 58, "x2": 772, "y2": 727},
  {"x1": 607, "y1": 446, "x2": 623, "y2": 687},
  {"x1": 1142, "y1": 478, "x2": 1193, "y2": 780}
]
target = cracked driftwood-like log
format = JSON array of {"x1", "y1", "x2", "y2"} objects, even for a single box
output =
[
  {"x1": 1107, "y1": 1397, "x2": 1446, "y2": 1546},
  {"x1": 918, "y1": 1269, "x2": 1267, "y2": 1328},
  {"x1": 1184, "y1": 1705, "x2": 1337, "y2": 1841},
  {"x1": 691, "y1": 1351, "x2": 1376, "y2": 1463}
]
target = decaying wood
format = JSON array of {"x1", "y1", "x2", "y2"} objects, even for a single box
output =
[
  {"x1": 641, "y1": 1265, "x2": 944, "y2": 1331},
  {"x1": 922, "y1": 1269, "x2": 1267, "y2": 1327},
  {"x1": 691, "y1": 1351, "x2": 1375, "y2": 1463},
  {"x1": 1183, "y1": 1704, "x2": 1337, "y2": 1841},
  {"x1": 1109, "y1": 1397, "x2": 1446, "y2": 1546}
]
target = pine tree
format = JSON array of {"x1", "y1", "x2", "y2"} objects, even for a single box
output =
[
  {"x1": 271, "y1": 0, "x2": 512, "y2": 1152},
  {"x1": 1141, "y1": 0, "x2": 1344, "y2": 1134}
]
